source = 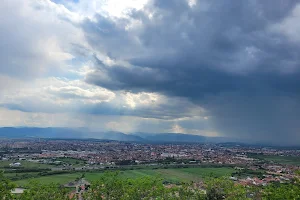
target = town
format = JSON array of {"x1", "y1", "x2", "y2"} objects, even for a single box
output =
[{"x1": 1, "y1": 138, "x2": 300, "y2": 188}]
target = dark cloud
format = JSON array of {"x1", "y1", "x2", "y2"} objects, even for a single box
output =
[
  {"x1": 206, "y1": 93, "x2": 300, "y2": 145},
  {"x1": 82, "y1": 0, "x2": 300, "y2": 144}
]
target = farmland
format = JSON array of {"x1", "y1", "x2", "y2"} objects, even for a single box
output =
[
  {"x1": 13, "y1": 167, "x2": 235, "y2": 187},
  {"x1": 0, "y1": 160, "x2": 53, "y2": 169},
  {"x1": 248, "y1": 154, "x2": 300, "y2": 165}
]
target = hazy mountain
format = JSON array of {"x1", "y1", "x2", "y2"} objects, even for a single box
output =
[
  {"x1": 92, "y1": 131, "x2": 144, "y2": 142},
  {"x1": 131, "y1": 132, "x2": 156, "y2": 138},
  {"x1": 133, "y1": 132, "x2": 236, "y2": 143},
  {"x1": 0, "y1": 127, "x2": 234, "y2": 143},
  {"x1": 0, "y1": 127, "x2": 84, "y2": 139},
  {"x1": 0, "y1": 128, "x2": 144, "y2": 142},
  {"x1": 143, "y1": 133, "x2": 207, "y2": 143}
]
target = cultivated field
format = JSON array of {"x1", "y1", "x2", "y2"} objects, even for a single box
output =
[
  {"x1": 249, "y1": 154, "x2": 300, "y2": 165},
  {"x1": 0, "y1": 160, "x2": 53, "y2": 168},
  {"x1": 13, "y1": 167, "x2": 235, "y2": 187}
]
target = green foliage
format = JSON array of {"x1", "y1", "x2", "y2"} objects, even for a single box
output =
[
  {"x1": 0, "y1": 171, "x2": 16, "y2": 200},
  {"x1": 3, "y1": 169, "x2": 300, "y2": 199},
  {"x1": 18, "y1": 181, "x2": 71, "y2": 200},
  {"x1": 205, "y1": 177, "x2": 249, "y2": 200},
  {"x1": 83, "y1": 171, "x2": 206, "y2": 200},
  {"x1": 262, "y1": 183, "x2": 300, "y2": 200},
  {"x1": 232, "y1": 169, "x2": 265, "y2": 179}
]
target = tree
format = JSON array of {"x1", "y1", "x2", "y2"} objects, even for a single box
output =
[
  {"x1": 262, "y1": 183, "x2": 300, "y2": 200},
  {"x1": 19, "y1": 181, "x2": 73, "y2": 200},
  {"x1": 4, "y1": 169, "x2": 300, "y2": 200},
  {"x1": 0, "y1": 171, "x2": 16, "y2": 200},
  {"x1": 205, "y1": 177, "x2": 249, "y2": 200}
]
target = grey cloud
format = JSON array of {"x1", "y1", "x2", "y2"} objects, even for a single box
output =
[
  {"x1": 0, "y1": 78, "x2": 202, "y2": 120},
  {"x1": 81, "y1": 15, "x2": 141, "y2": 59},
  {"x1": 0, "y1": 1, "x2": 46, "y2": 78},
  {"x1": 0, "y1": 0, "x2": 81, "y2": 79},
  {"x1": 82, "y1": 0, "x2": 300, "y2": 144},
  {"x1": 46, "y1": 86, "x2": 114, "y2": 102},
  {"x1": 0, "y1": 0, "x2": 209, "y2": 136},
  {"x1": 1, "y1": 96, "x2": 202, "y2": 121},
  {"x1": 79, "y1": 94, "x2": 204, "y2": 120},
  {"x1": 86, "y1": 56, "x2": 171, "y2": 92}
]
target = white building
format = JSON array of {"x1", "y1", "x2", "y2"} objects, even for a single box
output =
[
  {"x1": 9, "y1": 162, "x2": 21, "y2": 167},
  {"x1": 11, "y1": 188, "x2": 25, "y2": 194}
]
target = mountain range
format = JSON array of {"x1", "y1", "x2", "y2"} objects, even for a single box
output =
[
  {"x1": 0, "y1": 127, "x2": 84, "y2": 139},
  {"x1": 0, "y1": 127, "x2": 231, "y2": 143}
]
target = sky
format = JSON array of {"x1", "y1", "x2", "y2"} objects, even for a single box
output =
[{"x1": 1, "y1": 0, "x2": 300, "y2": 145}]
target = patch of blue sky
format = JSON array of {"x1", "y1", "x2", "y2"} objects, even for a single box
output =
[{"x1": 51, "y1": 0, "x2": 79, "y2": 4}]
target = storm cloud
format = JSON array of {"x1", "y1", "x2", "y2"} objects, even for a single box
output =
[
  {"x1": 1, "y1": 0, "x2": 300, "y2": 144},
  {"x1": 83, "y1": 0, "x2": 300, "y2": 144}
]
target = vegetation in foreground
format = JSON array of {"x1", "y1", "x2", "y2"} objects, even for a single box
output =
[{"x1": 2, "y1": 171, "x2": 300, "y2": 200}]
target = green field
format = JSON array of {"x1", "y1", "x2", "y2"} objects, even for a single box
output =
[
  {"x1": 13, "y1": 167, "x2": 235, "y2": 187},
  {"x1": 0, "y1": 160, "x2": 53, "y2": 169},
  {"x1": 0, "y1": 157, "x2": 85, "y2": 169},
  {"x1": 249, "y1": 154, "x2": 300, "y2": 165},
  {"x1": 4, "y1": 172, "x2": 40, "y2": 178},
  {"x1": 14, "y1": 173, "x2": 80, "y2": 186},
  {"x1": 54, "y1": 157, "x2": 86, "y2": 166}
]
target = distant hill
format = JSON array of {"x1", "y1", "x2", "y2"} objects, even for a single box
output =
[
  {"x1": 133, "y1": 132, "x2": 233, "y2": 143},
  {"x1": 0, "y1": 127, "x2": 233, "y2": 143},
  {"x1": 142, "y1": 133, "x2": 207, "y2": 143},
  {"x1": 92, "y1": 131, "x2": 144, "y2": 142},
  {"x1": 0, "y1": 128, "x2": 144, "y2": 142},
  {"x1": 0, "y1": 127, "x2": 84, "y2": 139}
]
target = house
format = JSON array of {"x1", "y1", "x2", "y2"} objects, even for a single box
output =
[
  {"x1": 11, "y1": 188, "x2": 25, "y2": 194},
  {"x1": 64, "y1": 178, "x2": 91, "y2": 189},
  {"x1": 9, "y1": 162, "x2": 21, "y2": 167}
]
